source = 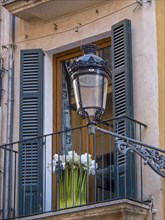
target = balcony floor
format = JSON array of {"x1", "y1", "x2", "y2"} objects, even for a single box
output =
[{"x1": 16, "y1": 199, "x2": 150, "y2": 220}]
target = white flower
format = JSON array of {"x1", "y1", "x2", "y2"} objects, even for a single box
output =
[
  {"x1": 66, "y1": 151, "x2": 80, "y2": 166},
  {"x1": 74, "y1": 152, "x2": 80, "y2": 165},
  {"x1": 48, "y1": 150, "x2": 97, "y2": 175},
  {"x1": 65, "y1": 153, "x2": 72, "y2": 162},
  {"x1": 88, "y1": 160, "x2": 98, "y2": 175},
  {"x1": 80, "y1": 153, "x2": 92, "y2": 164}
]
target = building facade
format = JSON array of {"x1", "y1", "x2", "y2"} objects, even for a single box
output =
[{"x1": 0, "y1": 0, "x2": 164, "y2": 219}]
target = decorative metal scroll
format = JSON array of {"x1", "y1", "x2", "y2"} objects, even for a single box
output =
[
  {"x1": 94, "y1": 125, "x2": 165, "y2": 178},
  {"x1": 116, "y1": 140, "x2": 165, "y2": 177}
]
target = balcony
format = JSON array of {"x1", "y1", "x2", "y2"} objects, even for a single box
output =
[
  {"x1": 2, "y1": 0, "x2": 108, "y2": 21},
  {"x1": 0, "y1": 116, "x2": 151, "y2": 219}
]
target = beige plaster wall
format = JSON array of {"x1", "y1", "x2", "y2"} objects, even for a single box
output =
[
  {"x1": 0, "y1": 0, "x2": 163, "y2": 219},
  {"x1": 156, "y1": 0, "x2": 165, "y2": 219}
]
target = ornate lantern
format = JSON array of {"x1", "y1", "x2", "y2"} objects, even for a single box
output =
[{"x1": 69, "y1": 43, "x2": 111, "y2": 122}]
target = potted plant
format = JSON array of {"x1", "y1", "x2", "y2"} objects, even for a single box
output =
[{"x1": 48, "y1": 150, "x2": 97, "y2": 208}]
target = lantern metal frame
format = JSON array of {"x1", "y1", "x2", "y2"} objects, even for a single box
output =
[{"x1": 69, "y1": 43, "x2": 111, "y2": 122}]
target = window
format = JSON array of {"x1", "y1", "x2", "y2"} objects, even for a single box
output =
[{"x1": 19, "y1": 19, "x2": 135, "y2": 215}]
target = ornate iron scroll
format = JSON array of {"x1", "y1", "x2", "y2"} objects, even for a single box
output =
[
  {"x1": 116, "y1": 139, "x2": 165, "y2": 177},
  {"x1": 93, "y1": 125, "x2": 165, "y2": 178}
]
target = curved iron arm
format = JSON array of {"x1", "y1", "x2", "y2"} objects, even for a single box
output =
[
  {"x1": 89, "y1": 125, "x2": 165, "y2": 178},
  {"x1": 116, "y1": 140, "x2": 165, "y2": 177}
]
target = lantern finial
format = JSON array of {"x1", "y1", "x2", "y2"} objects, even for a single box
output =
[{"x1": 81, "y1": 43, "x2": 97, "y2": 55}]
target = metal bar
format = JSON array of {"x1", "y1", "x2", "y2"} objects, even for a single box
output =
[
  {"x1": 124, "y1": 115, "x2": 147, "y2": 128},
  {"x1": 50, "y1": 134, "x2": 53, "y2": 211},
  {"x1": 96, "y1": 115, "x2": 147, "y2": 128},
  {"x1": 86, "y1": 128, "x2": 89, "y2": 204},
  {"x1": 109, "y1": 129, "x2": 112, "y2": 199},
  {"x1": 23, "y1": 142, "x2": 26, "y2": 215},
  {"x1": 13, "y1": 150, "x2": 17, "y2": 217},
  {"x1": 101, "y1": 132, "x2": 104, "y2": 201},
  {"x1": 8, "y1": 144, "x2": 12, "y2": 218},
  {"x1": 116, "y1": 120, "x2": 119, "y2": 198},
  {"x1": 140, "y1": 124, "x2": 143, "y2": 202},
  {"x1": 57, "y1": 132, "x2": 61, "y2": 209},
  {"x1": 124, "y1": 117, "x2": 127, "y2": 198},
  {"x1": 72, "y1": 148, "x2": 74, "y2": 206},
  {"x1": 0, "y1": 146, "x2": 18, "y2": 153},
  {"x1": 43, "y1": 135, "x2": 46, "y2": 212},
  {"x1": 79, "y1": 128, "x2": 82, "y2": 205},
  {"x1": 29, "y1": 141, "x2": 32, "y2": 214},
  {"x1": 93, "y1": 128, "x2": 97, "y2": 203}
]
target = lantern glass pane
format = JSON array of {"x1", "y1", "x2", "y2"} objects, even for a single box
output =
[
  {"x1": 73, "y1": 78, "x2": 81, "y2": 110},
  {"x1": 102, "y1": 77, "x2": 108, "y2": 109},
  {"x1": 79, "y1": 74, "x2": 108, "y2": 116}
]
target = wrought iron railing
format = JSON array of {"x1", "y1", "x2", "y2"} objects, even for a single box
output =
[{"x1": 0, "y1": 116, "x2": 150, "y2": 219}]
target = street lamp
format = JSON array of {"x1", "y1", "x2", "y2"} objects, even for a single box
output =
[
  {"x1": 69, "y1": 43, "x2": 165, "y2": 178},
  {"x1": 69, "y1": 43, "x2": 111, "y2": 122}
]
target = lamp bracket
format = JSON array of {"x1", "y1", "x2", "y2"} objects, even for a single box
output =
[
  {"x1": 116, "y1": 139, "x2": 165, "y2": 177},
  {"x1": 94, "y1": 126, "x2": 165, "y2": 177}
]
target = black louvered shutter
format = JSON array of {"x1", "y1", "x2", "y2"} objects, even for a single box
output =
[
  {"x1": 19, "y1": 49, "x2": 43, "y2": 216},
  {"x1": 111, "y1": 19, "x2": 136, "y2": 198}
]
